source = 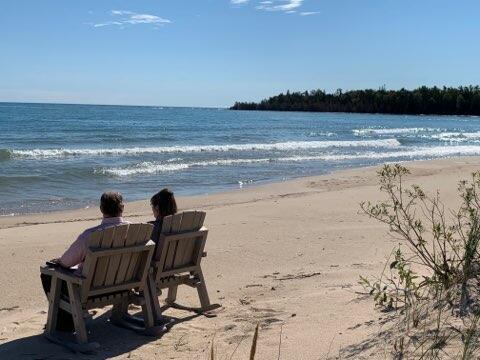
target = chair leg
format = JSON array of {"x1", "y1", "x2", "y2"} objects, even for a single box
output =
[
  {"x1": 111, "y1": 299, "x2": 129, "y2": 321},
  {"x1": 141, "y1": 285, "x2": 155, "y2": 329},
  {"x1": 45, "y1": 275, "x2": 62, "y2": 335},
  {"x1": 166, "y1": 285, "x2": 178, "y2": 304},
  {"x1": 148, "y1": 274, "x2": 163, "y2": 321},
  {"x1": 195, "y1": 269, "x2": 211, "y2": 310},
  {"x1": 66, "y1": 282, "x2": 88, "y2": 344}
]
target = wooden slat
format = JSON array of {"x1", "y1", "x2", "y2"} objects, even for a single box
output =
[
  {"x1": 181, "y1": 211, "x2": 205, "y2": 266},
  {"x1": 171, "y1": 213, "x2": 183, "y2": 232},
  {"x1": 131, "y1": 225, "x2": 153, "y2": 279},
  {"x1": 88, "y1": 230, "x2": 104, "y2": 248},
  {"x1": 172, "y1": 213, "x2": 195, "y2": 268},
  {"x1": 155, "y1": 235, "x2": 170, "y2": 277},
  {"x1": 115, "y1": 223, "x2": 141, "y2": 284},
  {"x1": 124, "y1": 224, "x2": 145, "y2": 282},
  {"x1": 40, "y1": 267, "x2": 83, "y2": 285},
  {"x1": 89, "y1": 244, "x2": 151, "y2": 257},
  {"x1": 58, "y1": 298, "x2": 72, "y2": 313},
  {"x1": 81, "y1": 230, "x2": 104, "y2": 302},
  {"x1": 163, "y1": 239, "x2": 177, "y2": 271},
  {"x1": 181, "y1": 236, "x2": 197, "y2": 267},
  {"x1": 179, "y1": 211, "x2": 196, "y2": 231},
  {"x1": 125, "y1": 224, "x2": 152, "y2": 282},
  {"x1": 92, "y1": 226, "x2": 116, "y2": 287},
  {"x1": 173, "y1": 238, "x2": 189, "y2": 268},
  {"x1": 163, "y1": 214, "x2": 183, "y2": 270},
  {"x1": 103, "y1": 224, "x2": 129, "y2": 286},
  {"x1": 155, "y1": 265, "x2": 198, "y2": 278},
  {"x1": 85, "y1": 291, "x2": 130, "y2": 310},
  {"x1": 191, "y1": 211, "x2": 201, "y2": 229},
  {"x1": 193, "y1": 231, "x2": 209, "y2": 267},
  {"x1": 197, "y1": 212, "x2": 206, "y2": 229},
  {"x1": 153, "y1": 229, "x2": 208, "y2": 242},
  {"x1": 87, "y1": 281, "x2": 143, "y2": 297},
  {"x1": 160, "y1": 216, "x2": 173, "y2": 234},
  {"x1": 153, "y1": 230, "x2": 208, "y2": 272}
]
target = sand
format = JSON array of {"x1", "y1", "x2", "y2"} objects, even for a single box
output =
[{"x1": 0, "y1": 157, "x2": 478, "y2": 359}]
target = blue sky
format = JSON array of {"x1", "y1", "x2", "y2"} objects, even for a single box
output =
[{"x1": 1, "y1": 0, "x2": 479, "y2": 107}]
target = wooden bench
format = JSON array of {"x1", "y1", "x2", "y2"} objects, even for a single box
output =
[
  {"x1": 148, "y1": 211, "x2": 219, "y2": 321},
  {"x1": 40, "y1": 223, "x2": 155, "y2": 353}
]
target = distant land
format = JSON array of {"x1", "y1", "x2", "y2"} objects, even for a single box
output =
[{"x1": 230, "y1": 86, "x2": 480, "y2": 115}]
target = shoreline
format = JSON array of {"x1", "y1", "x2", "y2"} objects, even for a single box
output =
[
  {"x1": 1, "y1": 156, "x2": 480, "y2": 358},
  {"x1": 1, "y1": 155, "x2": 478, "y2": 230}
]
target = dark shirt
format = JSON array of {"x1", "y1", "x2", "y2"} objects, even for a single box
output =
[{"x1": 148, "y1": 217, "x2": 164, "y2": 260}]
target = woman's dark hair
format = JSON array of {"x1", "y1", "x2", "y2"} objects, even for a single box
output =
[
  {"x1": 151, "y1": 188, "x2": 177, "y2": 218},
  {"x1": 100, "y1": 191, "x2": 124, "y2": 217}
]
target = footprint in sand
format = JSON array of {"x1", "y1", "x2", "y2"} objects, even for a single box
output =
[{"x1": 224, "y1": 324, "x2": 236, "y2": 331}]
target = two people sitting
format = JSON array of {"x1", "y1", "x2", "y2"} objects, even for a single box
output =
[{"x1": 41, "y1": 188, "x2": 177, "y2": 331}]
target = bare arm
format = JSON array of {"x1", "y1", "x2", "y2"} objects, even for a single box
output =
[{"x1": 58, "y1": 233, "x2": 87, "y2": 268}]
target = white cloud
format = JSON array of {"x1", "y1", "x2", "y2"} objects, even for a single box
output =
[
  {"x1": 231, "y1": 0, "x2": 320, "y2": 16},
  {"x1": 126, "y1": 14, "x2": 171, "y2": 25},
  {"x1": 111, "y1": 10, "x2": 132, "y2": 16},
  {"x1": 256, "y1": 0, "x2": 304, "y2": 12},
  {"x1": 91, "y1": 10, "x2": 171, "y2": 28},
  {"x1": 93, "y1": 21, "x2": 123, "y2": 28}
]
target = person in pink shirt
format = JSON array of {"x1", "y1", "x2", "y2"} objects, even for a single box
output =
[{"x1": 41, "y1": 191, "x2": 129, "y2": 331}]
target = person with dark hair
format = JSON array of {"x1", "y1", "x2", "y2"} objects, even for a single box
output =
[
  {"x1": 149, "y1": 188, "x2": 177, "y2": 250},
  {"x1": 41, "y1": 191, "x2": 129, "y2": 331}
]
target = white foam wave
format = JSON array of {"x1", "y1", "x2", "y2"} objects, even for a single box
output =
[
  {"x1": 432, "y1": 132, "x2": 480, "y2": 142},
  {"x1": 353, "y1": 127, "x2": 436, "y2": 136},
  {"x1": 100, "y1": 159, "x2": 273, "y2": 176},
  {"x1": 100, "y1": 145, "x2": 480, "y2": 177},
  {"x1": 307, "y1": 131, "x2": 336, "y2": 137},
  {"x1": 98, "y1": 163, "x2": 190, "y2": 177},
  {"x1": 320, "y1": 146, "x2": 480, "y2": 161},
  {"x1": 10, "y1": 139, "x2": 401, "y2": 158}
]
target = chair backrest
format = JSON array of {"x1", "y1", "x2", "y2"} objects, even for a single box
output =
[
  {"x1": 153, "y1": 211, "x2": 207, "y2": 279},
  {"x1": 80, "y1": 223, "x2": 154, "y2": 303}
]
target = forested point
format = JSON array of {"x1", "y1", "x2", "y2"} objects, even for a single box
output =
[{"x1": 230, "y1": 86, "x2": 480, "y2": 115}]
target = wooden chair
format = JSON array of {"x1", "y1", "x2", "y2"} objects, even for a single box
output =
[
  {"x1": 148, "y1": 211, "x2": 219, "y2": 322},
  {"x1": 40, "y1": 223, "x2": 156, "y2": 353}
]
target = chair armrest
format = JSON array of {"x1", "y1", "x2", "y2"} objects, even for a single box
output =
[{"x1": 40, "y1": 265, "x2": 84, "y2": 285}]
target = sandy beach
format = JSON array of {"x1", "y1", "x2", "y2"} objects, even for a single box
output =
[{"x1": 0, "y1": 157, "x2": 479, "y2": 359}]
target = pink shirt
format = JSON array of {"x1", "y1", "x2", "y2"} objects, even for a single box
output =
[{"x1": 59, "y1": 217, "x2": 129, "y2": 275}]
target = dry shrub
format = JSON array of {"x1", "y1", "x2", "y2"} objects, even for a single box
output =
[{"x1": 359, "y1": 164, "x2": 480, "y2": 358}]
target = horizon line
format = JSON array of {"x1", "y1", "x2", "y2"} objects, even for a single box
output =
[{"x1": 0, "y1": 100, "x2": 227, "y2": 109}]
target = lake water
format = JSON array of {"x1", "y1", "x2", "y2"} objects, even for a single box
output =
[{"x1": 1, "y1": 102, "x2": 480, "y2": 215}]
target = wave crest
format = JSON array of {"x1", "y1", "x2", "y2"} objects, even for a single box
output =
[
  {"x1": 99, "y1": 145, "x2": 480, "y2": 177},
  {"x1": 9, "y1": 139, "x2": 401, "y2": 158},
  {"x1": 432, "y1": 132, "x2": 480, "y2": 142},
  {"x1": 353, "y1": 127, "x2": 436, "y2": 136}
]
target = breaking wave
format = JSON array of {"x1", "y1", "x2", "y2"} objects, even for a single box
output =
[
  {"x1": 8, "y1": 139, "x2": 402, "y2": 158},
  {"x1": 353, "y1": 127, "x2": 437, "y2": 136},
  {"x1": 432, "y1": 132, "x2": 480, "y2": 142},
  {"x1": 99, "y1": 145, "x2": 480, "y2": 177}
]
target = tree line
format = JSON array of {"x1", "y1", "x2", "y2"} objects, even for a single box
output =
[{"x1": 230, "y1": 86, "x2": 480, "y2": 115}]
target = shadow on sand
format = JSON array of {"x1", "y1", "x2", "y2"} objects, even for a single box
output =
[{"x1": 0, "y1": 307, "x2": 210, "y2": 360}]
